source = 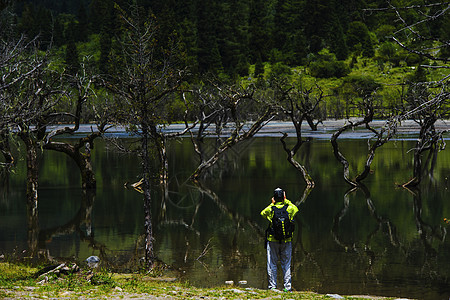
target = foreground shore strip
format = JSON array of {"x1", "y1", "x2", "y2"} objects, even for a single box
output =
[{"x1": 0, "y1": 262, "x2": 413, "y2": 300}]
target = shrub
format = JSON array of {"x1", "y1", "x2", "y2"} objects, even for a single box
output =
[
  {"x1": 308, "y1": 49, "x2": 350, "y2": 78},
  {"x1": 339, "y1": 75, "x2": 382, "y2": 97},
  {"x1": 309, "y1": 60, "x2": 349, "y2": 78}
]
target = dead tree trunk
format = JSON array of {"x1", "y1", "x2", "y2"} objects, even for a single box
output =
[
  {"x1": 280, "y1": 133, "x2": 314, "y2": 187},
  {"x1": 186, "y1": 83, "x2": 274, "y2": 181},
  {"x1": 278, "y1": 84, "x2": 324, "y2": 187},
  {"x1": 402, "y1": 116, "x2": 445, "y2": 188},
  {"x1": 141, "y1": 124, "x2": 155, "y2": 269},
  {"x1": 44, "y1": 131, "x2": 102, "y2": 190},
  {"x1": 331, "y1": 97, "x2": 397, "y2": 186},
  {"x1": 19, "y1": 129, "x2": 40, "y2": 257},
  {"x1": 190, "y1": 106, "x2": 273, "y2": 181},
  {"x1": 0, "y1": 128, "x2": 14, "y2": 167},
  {"x1": 182, "y1": 88, "x2": 229, "y2": 173},
  {"x1": 364, "y1": 3, "x2": 449, "y2": 186},
  {"x1": 331, "y1": 121, "x2": 364, "y2": 187}
]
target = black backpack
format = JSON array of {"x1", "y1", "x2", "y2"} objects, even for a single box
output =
[{"x1": 268, "y1": 205, "x2": 295, "y2": 242}]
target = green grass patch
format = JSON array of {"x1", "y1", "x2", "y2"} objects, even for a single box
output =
[
  {"x1": 0, "y1": 262, "x2": 38, "y2": 287},
  {"x1": 0, "y1": 262, "x2": 397, "y2": 299}
]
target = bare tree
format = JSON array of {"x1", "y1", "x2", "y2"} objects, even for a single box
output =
[
  {"x1": 399, "y1": 83, "x2": 448, "y2": 187},
  {"x1": 182, "y1": 84, "x2": 224, "y2": 169},
  {"x1": 0, "y1": 34, "x2": 44, "y2": 170},
  {"x1": 278, "y1": 82, "x2": 325, "y2": 188},
  {"x1": 106, "y1": 4, "x2": 186, "y2": 270},
  {"x1": 186, "y1": 82, "x2": 274, "y2": 181},
  {"x1": 43, "y1": 62, "x2": 110, "y2": 189},
  {"x1": 1, "y1": 26, "x2": 105, "y2": 257},
  {"x1": 365, "y1": 2, "x2": 449, "y2": 186},
  {"x1": 11, "y1": 53, "x2": 63, "y2": 257},
  {"x1": 331, "y1": 95, "x2": 397, "y2": 186}
]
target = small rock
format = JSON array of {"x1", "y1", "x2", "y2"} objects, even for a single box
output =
[
  {"x1": 71, "y1": 264, "x2": 80, "y2": 273},
  {"x1": 60, "y1": 265, "x2": 71, "y2": 274},
  {"x1": 86, "y1": 256, "x2": 100, "y2": 268},
  {"x1": 114, "y1": 286, "x2": 123, "y2": 292},
  {"x1": 238, "y1": 280, "x2": 247, "y2": 285},
  {"x1": 326, "y1": 294, "x2": 344, "y2": 299},
  {"x1": 37, "y1": 276, "x2": 48, "y2": 285},
  {"x1": 225, "y1": 280, "x2": 234, "y2": 285},
  {"x1": 227, "y1": 288, "x2": 244, "y2": 294}
]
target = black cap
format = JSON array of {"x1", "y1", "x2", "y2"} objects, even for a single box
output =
[{"x1": 273, "y1": 188, "x2": 284, "y2": 200}]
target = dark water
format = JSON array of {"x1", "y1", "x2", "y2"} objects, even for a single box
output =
[{"x1": 1, "y1": 135, "x2": 450, "y2": 299}]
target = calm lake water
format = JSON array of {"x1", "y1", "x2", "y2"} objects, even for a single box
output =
[{"x1": 1, "y1": 131, "x2": 450, "y2": 299}]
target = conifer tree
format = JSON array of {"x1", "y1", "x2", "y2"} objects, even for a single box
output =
[
  {"x1": 328, "y1": 9, "x2": 348, "y2": 60},
  {"x1": 249, "y1": 0, "x2": 270, "y2": 63},
  {"x1": 216, "y1": 0, "x2": 250, "y2": 78},
  {"x1": 346, "y1": 21, "x2": 374, "y2": 57},
  {"x1": 254, "y1": 53, "x2": 264, "y2": 78},
  {"x1": 98, "y1": 30, "x2": 111, "y2": 74},
  {"x1": 65, "y1": 42, "x2": 79, "y2": 75},
  {"x1": 439, "y1": 10, "x2": 450, "y2": 58},
  {"x1": 18, "y1": 3, "x2": 37, "y2": 38},
  {"x1": 65, "y1": 20, "x2": 79, "y2": 76},
  {"x1": 196, "y1": 0, "x2": 223, "y2": 74},
  {"x1": 76, "y1": 2, "x2": 89, "y2": 42},
  {"x1": 272, "y1": 0, "x2": 289, "y2": 55},
  {"x1": 52, "y1": 15, "x2": 65, "y2": 47},
  {"x1": 152, "y1": 0, "x2": 177, "y2": 48}
]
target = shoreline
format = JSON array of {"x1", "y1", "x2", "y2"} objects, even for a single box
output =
[
  {"x1": 45, "y1": 119, "x2": 450, "y2": 139},
  {"x1": 0, "y1": 261, "x2": 411, "y2": 300}
]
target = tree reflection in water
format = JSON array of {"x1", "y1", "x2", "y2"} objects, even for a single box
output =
[{"x1": 2, "y1": 137, "x2": 450, "y2": 298}]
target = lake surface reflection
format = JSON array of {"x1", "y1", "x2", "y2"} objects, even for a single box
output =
[{"x1": 1, "y1": 135, "x2": 450, "y2": 299}]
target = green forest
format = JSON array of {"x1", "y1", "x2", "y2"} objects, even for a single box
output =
[
  {"x1": 1, "y1": 0, "x2": 449, "y2": 120},
  {"x1": 8, "y1": 0, "x2": 450, "y2": 76}
]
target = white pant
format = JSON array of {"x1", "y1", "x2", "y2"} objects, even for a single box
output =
[{"x1": 266, "y1": 241, "x2": 292, "y2": 291}]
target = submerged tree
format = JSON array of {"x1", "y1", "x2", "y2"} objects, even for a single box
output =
[
  {"x1": 43, "y1": 61, "x2": 109, "y2": 190},
  {"x1": 331, "y1": 94, "x2": 397, "y2": 186},
  {"x1": 107, "y1": 3, "x2": 186, "y2": 270},
  {"x1": 1, "y1": 10, "x2": 107, "y2": 256},
  {"x1": 185, "y1": 82, "x2": 274, "y2": 181},
  {"x1": 4, "y1": 47, "x2": 62, "y2": 257},
  {"x1": 278, "y1": 82, "x2": 325, "y2": 188},
  {"x1": 399, "y1": 82, "x2": 448, "y2": 187},
  {"x1": 367, "y1": 2, "x2": 450, "y2": 186}
]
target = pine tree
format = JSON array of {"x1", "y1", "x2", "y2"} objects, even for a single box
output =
[
  {"x1": 18, "y1": 3, "x2": 37, "y2": 38},
  {"x1": 65, "y1": 20, "x2": 79, "y2": 74},
  {"x1": 254, "y1": 53, "x2": 264, "y2": 78},
  {"x1": 282, "y1": 0, "x2": 307, "y2": 65},
  {"x1": 89, "y1": 0, "x2": 117, "y2": 35},
  {"x1": 99, "y1": 30, "x2": 112, "y2": 74},
  {"x1": 35, "y1": 5, "x2": 53, "y2": 46},
  {"x1": 216, "y1": 0, "x2": 250, "y2": 78},
  {"x1": 52, "y1": 15, "x2": 65, "y2": 47},
  {"x1": 65, "y1": 40, "x2": 79, "y2": 75},
  {"x1": 272, "y1": 0, "x2": 289, "y2": 54},
  {"x1": 327, "y1": 1, "x2": 348, "y2": 60},
  {"x1": 196, "y1": 0, "x2": 223, "y2": 74},
  {"x1": 76, "y1": 2, "x2": 89, "y2": 42},
  {"x1": 249, "y1": 0, "x2": 270, "y2": 63},
  {"x1": 346, "y1": 20, "x2": 374, "y2": 57},
  {"x1": 153, "y1": 0, "x2": 177, "y2": 48},
  {"x1": 439, "y1": 9, "x2": 450, "y2": 58}
]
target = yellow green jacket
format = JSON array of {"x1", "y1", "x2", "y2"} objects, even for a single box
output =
[{"x1": 260, "y1": 199, "x2": 299, "y2": 242}]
